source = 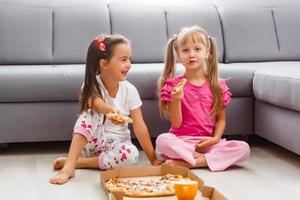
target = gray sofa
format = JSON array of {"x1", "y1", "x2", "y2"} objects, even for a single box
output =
[{"x1": 0, "y1": 1, "x2": 300, "y2": 156}]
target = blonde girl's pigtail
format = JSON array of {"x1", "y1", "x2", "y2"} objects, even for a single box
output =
[
  {"x1": 157, "y1": 37, "x2": 177, "y2": 118},
  {"x1": 206, "y1": 36, "x2": 222, "y2": 117}
]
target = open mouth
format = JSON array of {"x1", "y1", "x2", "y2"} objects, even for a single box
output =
[
  {"x1": 121, "y1": 70, "x2": 128, "y2": 76},
  {"x1": 187, "y1": 60, "x2": 197, "y2": 64}
]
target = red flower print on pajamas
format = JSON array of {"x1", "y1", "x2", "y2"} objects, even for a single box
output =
[{"x1": 99, "y1": 142, "x2": 139, "y2": 169}]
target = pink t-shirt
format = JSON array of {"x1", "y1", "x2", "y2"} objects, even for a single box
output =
[{"x1": 161, "y1": 74, "x2": 232, "y2": 137}]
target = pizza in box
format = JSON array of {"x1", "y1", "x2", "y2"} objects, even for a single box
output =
[{"x1": 105, "y1": 173, "x2": 190, "y2": 197}]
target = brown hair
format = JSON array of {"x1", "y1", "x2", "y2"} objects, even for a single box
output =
[
  {"x1": 79, "y1": 34, "x2": 130, "y2": 114},
  {"x1": 157, "y1": 26, "x2": 222, "y2": 118}
]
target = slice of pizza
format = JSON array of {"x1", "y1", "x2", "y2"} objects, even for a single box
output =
[
  {"x1": 105, "y1": 178, "x2": 125, "y2": 192},
  {"x1": 124, "y1": 185, "x2": 175, "y2": 197},
  {"x1": 174, "y1": 78, "x2": 187, "y2": 91},
  {"x1": 106, "y1": 112, "x2": 133, "y2": 124}
]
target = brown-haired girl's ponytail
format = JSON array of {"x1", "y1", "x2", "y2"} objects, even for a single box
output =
[
  {"x1": 206, "y1": 36, "x2": 222, "y2": 117},
  {"x1": 157, "y1": 37, "x2": 177, "y2": 118}
]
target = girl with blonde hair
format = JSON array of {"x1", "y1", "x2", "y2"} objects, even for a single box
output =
[{"x1": 156, "y1": 26, "x2": 250, "y2": 171}]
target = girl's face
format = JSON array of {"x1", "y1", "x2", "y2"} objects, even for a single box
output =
[
  {"x1": 103, "y1": 43, "x2": 132, "y2": 81},
  {"x1": 177, "y1": 35, "x2": 209, "y2": 71}
]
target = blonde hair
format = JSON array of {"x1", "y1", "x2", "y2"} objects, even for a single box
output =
[{"x1": 157, "y1": 25, "x2": 222, "y2": 118}]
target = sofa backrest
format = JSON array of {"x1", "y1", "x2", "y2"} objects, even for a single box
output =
[
  {"x1": 53, "y1": 5, "x2": 110, "y2": 63},
  {"x1": 0, "y1": 4, "x2": 110, "y2": 64},
  {"x1": 0, "y1": 5, "x2": 53, "y2": 64},
  {"x1": 0, "y1": 3, "x2": 224, "y2": 65},
  {"x1": 219, "y1": 6, "x2": 300, "y2": 63},
  {"x1": 273, "y1": 7, "x2": 300, "y2": 60},
  {"x1": 1, "y1": 3, "x2": 300, "y2": 65},
  {"x1": 109, "y1": 4, "x2": 167, "y2": 63},
  {"x1": 219, "y1": 6, "x2": 280, "y2": 62}
]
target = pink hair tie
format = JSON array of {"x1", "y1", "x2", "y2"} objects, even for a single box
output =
[
  {"x1": 94, "y1": 36, "x2": 106, "y2": 52},
  {"x1": 172, "y1": 34, "x2": 177, "y2": 41}
]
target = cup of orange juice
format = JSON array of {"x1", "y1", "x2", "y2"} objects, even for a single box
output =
[{"x1": 175, "y1": 180, "x2": 198, "y2": 200}]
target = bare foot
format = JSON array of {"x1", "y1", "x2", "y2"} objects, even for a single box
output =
[
  {"x1": 165, "y1": 156, "x2": 208, "y2": 169},
  {"x1": 165, "y1": 159, "x2": 192, "y2": 168},
  {"x1": 193, "y1": 151, "x2": 203, "y2": 159},
  {"x1": 49, "y1": 167, "x2": 75, "y2": 185},
  {"x1": 194, "y1": 155, "x2": 208, "y2": 168},
  {"x1": 165, "y1": 159, "x2": 174, "y2": 165},
  {"x1": 52, "y1": 157, "x2": 67, "y2": 170}
]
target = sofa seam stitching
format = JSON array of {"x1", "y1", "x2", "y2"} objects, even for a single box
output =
[
  {"x1": 52, "y1": 10, "x2": 54, "y2": 58},
  {"x1": 215, "y1": 5, "x2": 226, "y2": 64},
  {"x1": 271, "y1": 9, "x2": 281, "y2": 59},
  {"x1": 164, "y1": 9, "x2": 169, "y2": 39},
  {"x1": 108, "y1": 4, "x2": 112, "y2": 34}
]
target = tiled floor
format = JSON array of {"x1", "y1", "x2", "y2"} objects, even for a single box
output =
[{"x1": 0, "y1": 136, "x2": 300, "y2": 200}]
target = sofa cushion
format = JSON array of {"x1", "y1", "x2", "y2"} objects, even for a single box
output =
[
  {"x1": 211, "y1": 0, "x2": 300, "y2": 7},
  {"x1": 273, "y1": 7, "x2": 300, "y2": 60},
  {"x1": 128, "y1": 63, "x2": 254, "y2": 99},
  {"x1": 219, "y1": 63, "x2": 256, "y2": 97},
  {"x1": 109, "y1": 4, "x2": 167, "y2": 63},
  {"x1": 53, "y1": 4, "x2": 110, "y2": 64},
  {"x1": 0, "y1": 65, "x2": 84, "y2": 102},
  {"x1": 253, "y1": 63, "x2": 300, "y2": 112},
  {"x1": 0, "y1": 5, "x2": 52, "y2": 64},
  {"x1": 166, "y1": 5, "x2": 224, "y2": 62},
  {"x1": 218, "y1": 6, "x2": 280, "y2": 63}
]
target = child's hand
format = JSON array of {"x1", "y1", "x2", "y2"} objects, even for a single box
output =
[
  {"x1": 171, "y1": 78, "x2": 187, "y2": 101},
  {"x1": 195, "y1": 137, "x2": 220, "y2": 152},
  {"x1": 109, "y1": 106, "x2": 120, "y2": 114},
  {"x1": 151, "y1": 158, "x2": 162, "y2": 166},
  {"x1": 171, "y1": 86, "x2": 184, "y2": 100},
  {"x1": 106, "y1": 107, "x2": 127, "y2": 126}
]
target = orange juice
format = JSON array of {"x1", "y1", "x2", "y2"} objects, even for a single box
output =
[{"x1": 175, "y1": 180, "x2": 198, "y2": 200}]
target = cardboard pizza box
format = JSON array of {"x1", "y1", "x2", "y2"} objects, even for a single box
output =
[{"x1": 100, "y1": 164, "x2": 228, "y2": 200}]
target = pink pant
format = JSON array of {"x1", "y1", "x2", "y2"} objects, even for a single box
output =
[{"x1": 155, "y1": 133, "x2": 250, "y2": 171}]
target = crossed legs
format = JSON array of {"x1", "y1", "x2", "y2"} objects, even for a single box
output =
[
  {"x1": 156, "y1": 133, "x2": 208, "y2": 168},
  {"x1": 156, "y1": 133, "x2": 250, "y2": 171}
]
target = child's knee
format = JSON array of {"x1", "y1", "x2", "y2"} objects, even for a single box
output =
[
  {"x1": 117, "y1": 143, "x2": 139, "y2": 165},
  {"x1": 156, "y1": 133, "x2": 171, "y2": 151},
  {"x1": 125, "y1": 145, "x2": 139, "y2": 165},
  {"x1": 98, "y1": 144, "x2": 139, "y2": 169},
  {"x1": 239, "y1": 141, "x2": 251, "y2": 160}
]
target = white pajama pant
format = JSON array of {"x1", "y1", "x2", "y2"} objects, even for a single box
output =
[{"x1": 73, "y1": 109, "x2": 139, "y2": 169}]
